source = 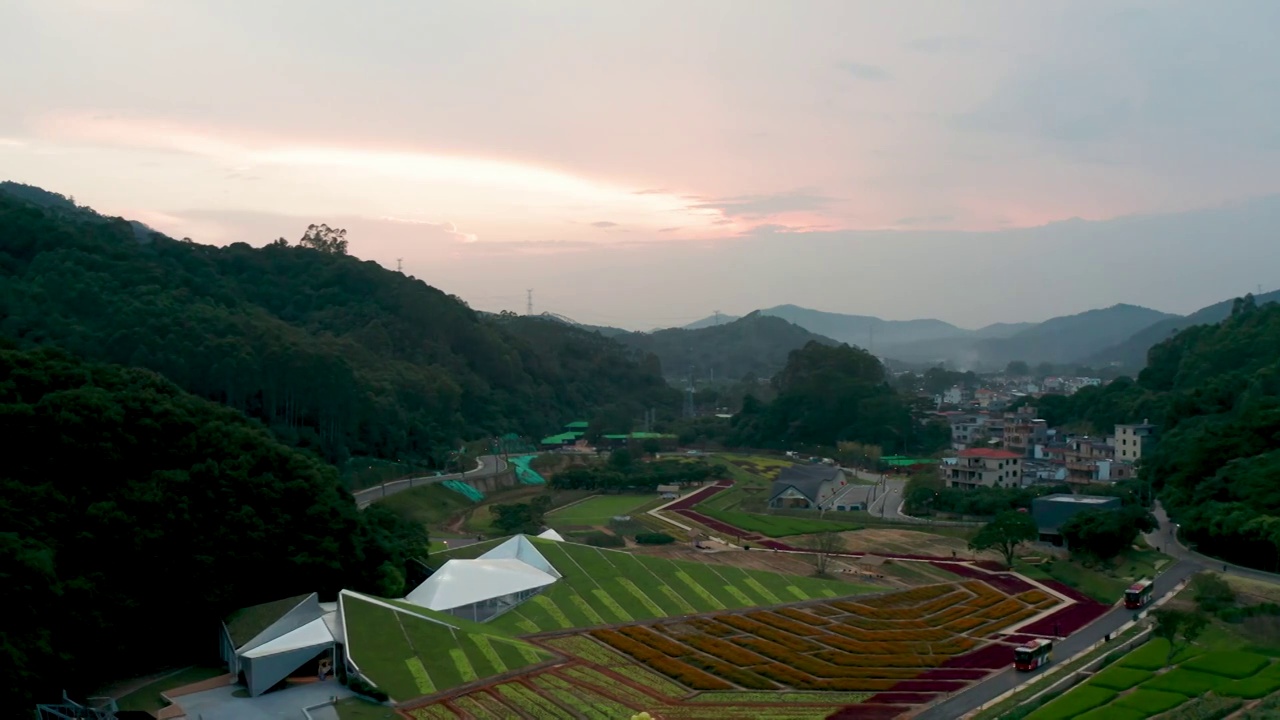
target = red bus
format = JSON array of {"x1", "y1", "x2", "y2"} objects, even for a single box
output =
[
  {"x1": 1014, "y1": 639, "x2": 1053, "y2": 671},
  {"x1": 1125, "y1": 579, "x2": 1154, "y2": 609}
]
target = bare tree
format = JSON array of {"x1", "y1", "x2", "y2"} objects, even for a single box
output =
[{"x1": 805, "y1": 530, "x2": 846, "y2": 577}]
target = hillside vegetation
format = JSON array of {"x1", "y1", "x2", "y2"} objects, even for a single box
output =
[
  {"x1": 0, "y1": 345, "x2": 425, "y2": 706},
  {"x1": 619, "y1": 312, "x2": 840, "y2": 380},
  {"x1": 1036, "y1": 296, "x2": 1280, "y2": 570},
  {"x1": 0, "y1": 186, "x2": 676, "y2": 465}
]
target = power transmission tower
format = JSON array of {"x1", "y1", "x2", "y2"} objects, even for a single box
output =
[
  {"x1": 526, "y1": 289, "x2": 533, "y2": 315},
  {"x1": 714, "y1": 310, "x2": 722, "y2": 326},
  {"x1": 683, "y1": 366, "x2": 696, "y2": 418},
  {"x1": 396, "y1": 257, "x2": 403, "y2": 272}
]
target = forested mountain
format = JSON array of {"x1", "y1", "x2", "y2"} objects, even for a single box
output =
[
  {"x1": 0, "y1": 345, "x2": 425, "y2": 706},
  {"x1": 1086, "y1": 289, "x2": 1280, "y2": 370},
  {"x1": 1028, "y1": 296, "x2": 1280, "y2": 571},
  {"x1": 725, "y1": 341, "x2": 949, "y2": 453},
  {"x1": 618, "y1": 312, "x2": 840, "y2": 381},
  {"x1": 0, "y1": 188, "x2": 675, "y2": 465}
]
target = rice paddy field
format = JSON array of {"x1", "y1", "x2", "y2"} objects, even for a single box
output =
[{"x1": 1024, "y1": 626, "x2": 1280, "y2": 720}]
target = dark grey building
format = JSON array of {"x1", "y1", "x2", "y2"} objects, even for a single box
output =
[{"x1": 1031, "y1": 493, "x2": 1121, "y2": 546}]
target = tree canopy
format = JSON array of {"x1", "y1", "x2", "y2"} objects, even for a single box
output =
[
  {"x1": 0, "y1": 345, "x2": 425, "y2": 706},
  {"x1": 969, "y1": 511, "x2": 1039, "y2": 567},
  {"x1": 1046, "y1": 297, "x2": 1280, "y2": 571},
  {"x1": 0, "y1": 189, "x2": 677, "y2": 466}
]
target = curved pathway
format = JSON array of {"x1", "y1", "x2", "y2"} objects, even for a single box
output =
[{"x1": 351, "y1": 455, "x2": 507, "y2": 508}]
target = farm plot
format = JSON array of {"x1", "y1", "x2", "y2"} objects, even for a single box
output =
[
  {"x1": 1025, "y1": 638, "x2": 1280, "y2": 720},
  {"x1": 487, "y1": 538, "x2": 873, "y2": 634},
  {"x1": 546, "y1": 494, "x2": 655, "y2": 527},
  {"x1": 406, "y1": 580, "x2": 1057, "y2": 719}
]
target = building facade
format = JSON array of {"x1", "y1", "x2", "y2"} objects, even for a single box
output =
[{"x1": 941, "y1": 448, "x2": 1023, "y2": 489}]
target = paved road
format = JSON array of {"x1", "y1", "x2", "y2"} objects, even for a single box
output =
[
  {"x1": 917, "y1": 559, "x2": 1199, "y2": 720},
  {"x1": 865, "y1": 476, "x2": 913, "y2": 521},
  {"x1": 1143, "y1": 501, "x2": 1280, "y2": 584},
  {"x1": 351, "y1": 455, "x2": 507, "y2": 508},
  {"x1": 921, "y1": 501, "x2": 1280, "y2": 719}
]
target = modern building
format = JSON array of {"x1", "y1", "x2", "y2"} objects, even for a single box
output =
[
  {"x1": 941, "y1": 448, "x2": 1023, "y2": 489},
  {"x1": 1031, "y1": 493, "x2": 1121, "y2": 546},
  {"x1": 403, "y1": 535, "x2": 561, "y2": 622},
  {"x1": 767, "y1": 465, "x2": 850, "y2": 510},
  {"x1": 1115, "y1": 421, "x2": 1158, "y2": 463},
  {"x1": 219, "y1": 593, "x2": 342, "y2": 697}
]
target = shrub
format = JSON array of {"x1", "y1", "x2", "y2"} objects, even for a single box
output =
[
  {"x1": 1112, "y1": 688, "x2": 1189, "y2": 714},
  {"x1": 1220, "y1": 675, "x2": 1280, "y2": 699},
  {"x1": 1191, "y1": 572, "x2": 1236, "y2": 614},
  {"x1": 1026, "y1": 686, "x2": 1117, "y2": 720},
  {"x1": 1182, "y1": 651, "x2": 1271, "y2": 679},
  {"x1": 635, "y1": 532, "x2": 675, "y2": 545},
  {"x1": 1087, "y1": 666, "x2": 1153, "y2": 691},
  {"x1": 617, "y1": 626, "x2": 688, "y2": 657},
  {"x1": 346, "y1": 675, "x2": 389, "y2": 702},
  {"x1": 683, "y1": 635, "x2": 770, "y2": 666},
  {"x1": 1162, "y1": 695, "x2": 1243, "y2": 720},
  {"x1": 1144, "y1": 668, "x2": 1223, "y2": 696},
  {"x1": 646, "y1": 655, "x2": 734, "y2": 690},
  {"x1": 776, "y1": 607, "x2": 832, "y2": 626},
  {"x1": 581, "y1": 531, "x2": 626, "y2": 548}
]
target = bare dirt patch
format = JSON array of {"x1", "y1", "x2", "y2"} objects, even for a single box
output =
[
  {"x1": 787, "y1": 528, "x2": 1002, "y2": 564},
  {"x1": 630, "y1": 542, "x2": 901, "y2": 588}
]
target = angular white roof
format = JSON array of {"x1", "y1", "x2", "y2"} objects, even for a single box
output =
[
  {"x1": 404, "y1": 558, "x2": 558, "y2": 611},
  {"x1": 536, "y1": 528, "x2": 565, "y2": 542},
  {"x1": 242, "y1": 616, "x2": 334, "y2": 658},
  {"x1": 479, "y1": 535, "x2": 561, "y2": 578}
]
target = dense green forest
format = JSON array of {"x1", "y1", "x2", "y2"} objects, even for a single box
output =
[
  {"x1": 0, "y1": 187, "x2": 677, "y2": 466},
  {"x1": 723, "y1": 341, "x2": 949, "y2": 453},
  {"x1": 0, "y1": 345, "x2": 425, "y2": 706},
  {"x1": 1032, "y1": 296, "x2": 1280, "y2": 570}
]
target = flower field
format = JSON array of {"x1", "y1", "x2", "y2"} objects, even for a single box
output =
[
  {"x1": 404, "y1": 579, "x2": 1064, "y2": 719},
  {"x1": 484, "y1": 538, "x2": 874, "y2": 634}
]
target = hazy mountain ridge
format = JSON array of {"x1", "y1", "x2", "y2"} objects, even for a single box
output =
[
  {"x1": 1086, "y1": 289, "x2": 1280, "y2": 370},
  {"x1": 618, "y1": 312, "x2": 841, "y2": 380}
]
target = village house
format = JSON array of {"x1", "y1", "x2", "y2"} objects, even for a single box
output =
[{"x1": 939, "y1": 448, "x2": 1023, "y2": 489}]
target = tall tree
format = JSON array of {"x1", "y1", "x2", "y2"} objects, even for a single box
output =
[
  {"x1": 298, "y1": 223, "x2": 350, "y2": 254},
  {"x1": 969, "y1": 511, "x2": 1039, "y2": 567}
]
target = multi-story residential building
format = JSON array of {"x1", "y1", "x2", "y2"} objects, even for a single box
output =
[
  {"x1": 949, "y1": 414, "x2": 991, "y2": 450},
  {"x1": 940, "y1": 448, "x2": 1023, "y2": 489},
  {"x1": 1115, "y1": 421, "x2": 1157, "y2": 463}
]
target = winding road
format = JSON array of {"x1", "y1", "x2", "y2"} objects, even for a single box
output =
[{"x1": 351, "y1": 455, "x2": 507, "y2": 508}]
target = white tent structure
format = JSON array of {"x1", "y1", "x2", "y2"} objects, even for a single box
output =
[
  {"x1": 536, "y1": 528, "x2": 565, "y2": 541},
  {"x1": 403, "y1": 535, "x2": 561, "y2": 621},
  {"x1": 220, "y1": 593, "x2": 340, "y2": 697}
]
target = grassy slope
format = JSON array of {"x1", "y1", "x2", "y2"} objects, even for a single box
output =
[
  {"x1": 341, "y1": 593, "x2": 551, "y2": 703},
  {"x1": 1017, "y1": 548, "x2": 1170, "y2": 603},
  {"x1": 546, "y1": 494, "x2": 655, "y2": 525},
  {"x1": 488, "y1": 537, "x2": 874, "y2": 634}
]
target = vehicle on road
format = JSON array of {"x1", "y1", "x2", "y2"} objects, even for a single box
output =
[
  {"x1": 1124, "y1": 579, "x2": 1154, "y2": 609},
  {"x1": 1014, "y1": 638, "x2": 1053, "y2": 671}
]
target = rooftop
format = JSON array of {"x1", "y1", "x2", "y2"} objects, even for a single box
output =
[
  {"x1": 1039, "y1": 494, "x2": 1113, "y2": 504},
  {"x1": 958, "y1": 448, "x2": 1022, "y2": 459}
]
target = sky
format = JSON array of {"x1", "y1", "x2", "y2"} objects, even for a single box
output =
[{"x1": 3, "y1": 0, "x2": 1280, "y2": 330}]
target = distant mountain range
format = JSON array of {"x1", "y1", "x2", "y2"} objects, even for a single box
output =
[
  {"x1": 617, "y1": 312, "x2": 839, "y2": 381},
  {"x1": 677, "y1": 295, "x2": 1274, "y2": 373}
]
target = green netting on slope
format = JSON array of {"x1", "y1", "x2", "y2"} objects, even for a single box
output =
[
  {"x1": 442, "y1": 480, "x2": 484, "y2": 502},
  {"x1": 510, "y1": 455, "x2": 546, "y2": 485}
]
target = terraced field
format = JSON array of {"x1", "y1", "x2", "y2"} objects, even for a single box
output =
[
  {"x1": 487, "y1": 538, "x2": 872, "y2": 634},
  {"x1": 404, "y1": 580, "x2": 1064, "y2": 719},
  {"x1": 1026, "y1": 638, "x2": 1280, "y2": 720}
]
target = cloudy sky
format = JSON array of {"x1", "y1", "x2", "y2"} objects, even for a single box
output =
[{"x1": 3, "y1": 0, "x2": 1279, "y2": 329}]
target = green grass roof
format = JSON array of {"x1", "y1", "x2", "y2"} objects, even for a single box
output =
[
  {"x1": 341, "y1": 591, "x2": 553, "y2": 703},
  {"x1": 564, "y1": 421, "x2": 589, "y2": 429},
  {"x1": 540, "y1": 432, "x2": 579, "y2": 444},
  {"x1": 223, "y1": 593, "x2": 311, "y2": 648}
]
